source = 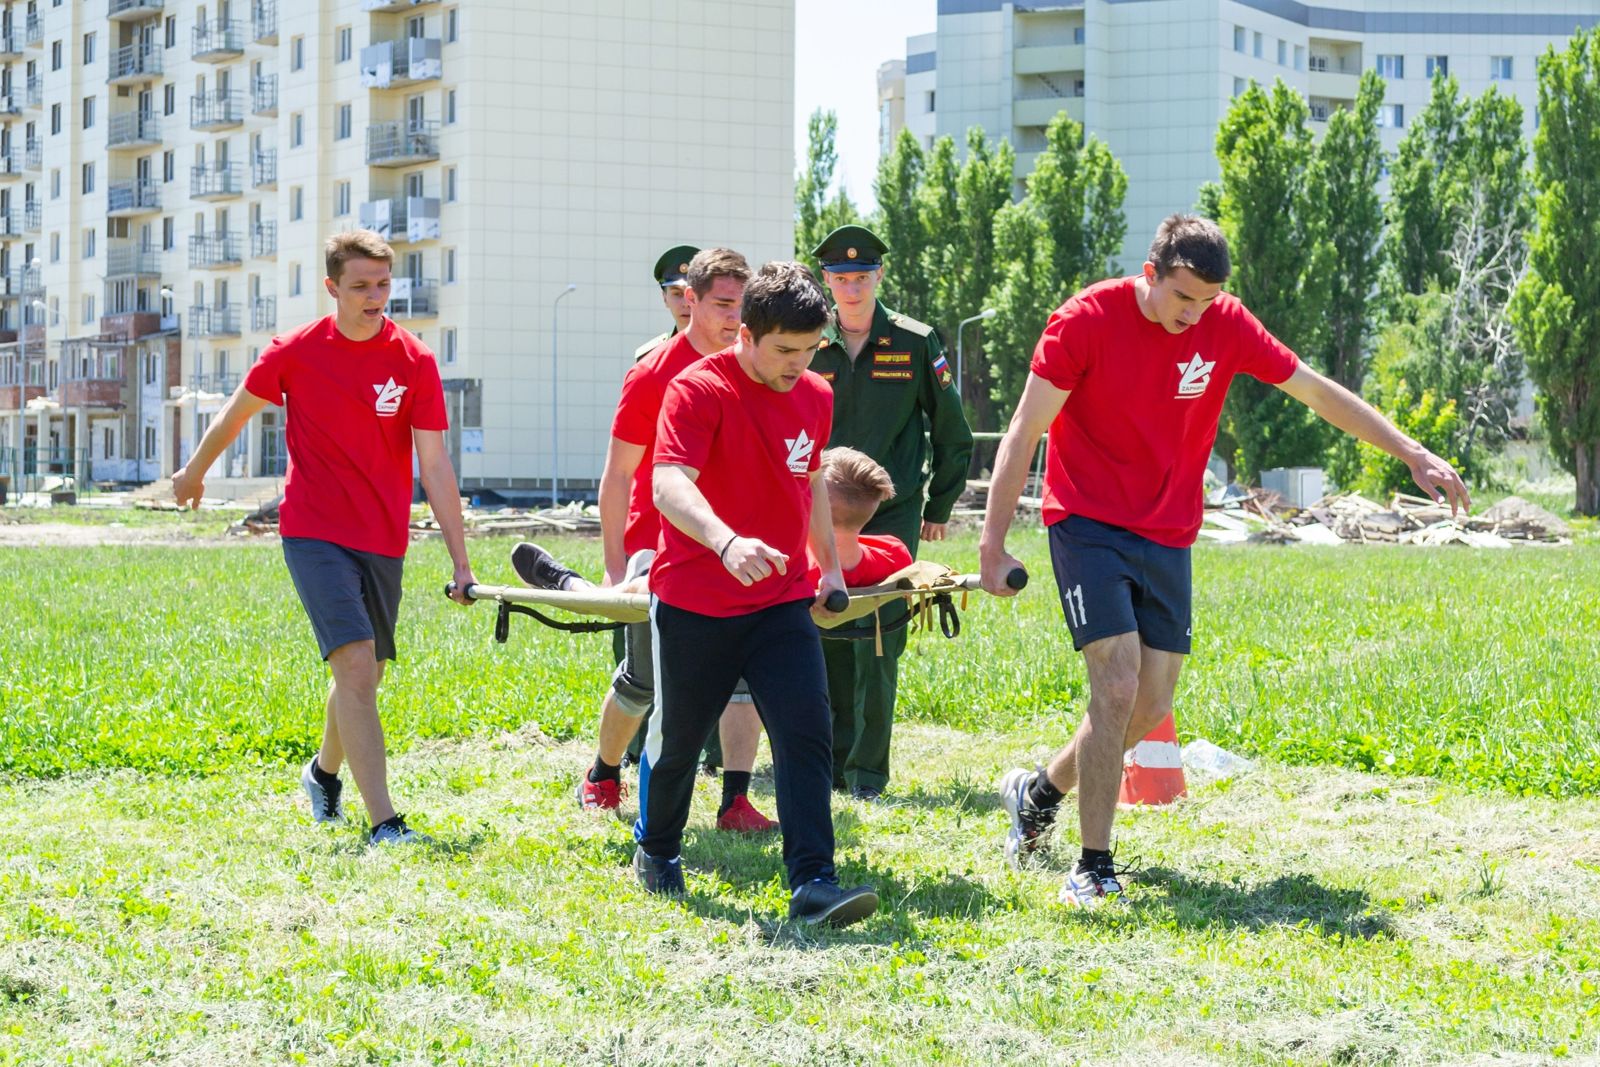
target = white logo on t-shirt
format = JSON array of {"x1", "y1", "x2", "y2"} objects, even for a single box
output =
[
  {"x1": 1175, "y1": 353, "x2": 1216, "y2": 399},
  {"x1": 785, "y1": 429, "x2": 814, "y2": 474},
  {"x1": 373, "y1": 377, "x2": 407, "y2": 415}
]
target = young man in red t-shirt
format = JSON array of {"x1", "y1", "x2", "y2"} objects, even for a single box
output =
[
  {"x1": 516, "y1": 249, "x2": 775, "y2": 830},
  {"x1": 980, "y1": 215, "x2": 1470, "y2": 907},
  {"x1": 172, "y1": 229, "x2": 478, "y2": 845},
  {"x1": 633, "y1": 261, "x2": 878, "y2": 927}
]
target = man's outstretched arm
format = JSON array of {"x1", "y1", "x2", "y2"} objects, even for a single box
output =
[
  {"x1": 1275, "y1": 364, "x2": 1471, "y2": 513},
  {"x1": 171, "y1": 384, "x2": 271, "y2": 508}
]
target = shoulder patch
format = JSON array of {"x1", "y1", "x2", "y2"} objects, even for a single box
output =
[
  {"x1": 888, "y1": 312, "x2": 935, "y2": 339},
  {"x1": 634, "y1": 332, "x2": 671, "y2": 362}
]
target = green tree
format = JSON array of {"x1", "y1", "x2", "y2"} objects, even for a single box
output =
[
  {"x1": 871, "y1": 128, "x2": 933, "y2": 319},
  {"x1": 1382, "y1": 73, "x2": 1467, "y2": 296},
  {"x1": 1308, "y1": 70, "x2": 1385, "y2": 391},
  {"x1": 1212, "y1": 80, "x2": 1333, "y2": 481},
  {"x1": 1512, "y1": 28, "x2": 1600, "y2": 515},
  {"x1": 794, "y1": 109, "x2": 862, "y2": 275}
]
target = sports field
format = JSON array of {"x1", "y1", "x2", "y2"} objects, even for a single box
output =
[{"x1": 2, "y1": 524, "x2": 1598, "y2": 1063}]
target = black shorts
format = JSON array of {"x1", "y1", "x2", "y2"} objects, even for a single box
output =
[
  {"x1": 282, "y1": 537, "x2": 405, "y2": 661},
  {"x1": 1047, "y1": 515, "x2": 1191, "y2": 655}
]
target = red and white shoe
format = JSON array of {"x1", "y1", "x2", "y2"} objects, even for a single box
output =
[
  {"x1": 576, "y1": 775, "x2": 625, "y2": 811},
  {"x1": 716, "y1": 794, "x2": 778, "y2": 833}
]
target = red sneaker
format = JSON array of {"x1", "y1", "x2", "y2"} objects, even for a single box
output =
[
  {"x1": 576, "y1": 775, "x2": 625, "y2": 811},
  {"x1": 716, "y1": 794, "x2": 778, "y2": 833}
]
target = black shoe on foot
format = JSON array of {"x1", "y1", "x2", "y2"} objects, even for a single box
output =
[
  {"x1": 511, "y1": 542, "x2": 582, "y2": 591},
  {"x1": 632, "y1": 846, "x2": 686, "y2": 897},
  {"x1": 788, "y1": 879, "x2": 879, "y2": 927},
  {"x1": 850, "y1": 786, "x2": 883, "y2": 803}
]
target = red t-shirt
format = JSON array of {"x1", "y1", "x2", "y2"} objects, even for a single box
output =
[
  {"x1": 1030, "y1": 277, "x2": 1299, "y2": 548},
  {"x1": 611, "y1": 332, "x2": 714, "y2": 555},
  {"x1": 807, "y1": 533, "x2": 913, "y2": 589},
  {"x1": 243, "y1": 315, "x2": 447, "y2": 557},
  {"x1": 650, "y1": 350, "x2": 834, "y2": 617}
]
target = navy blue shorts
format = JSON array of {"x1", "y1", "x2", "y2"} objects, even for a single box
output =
[
  {"x1": 282, "y1": 537, "x2": 405, "y2": 661},
  {"x1": 1047, "y1": 515, "x2": 1192, "y2": 655}
]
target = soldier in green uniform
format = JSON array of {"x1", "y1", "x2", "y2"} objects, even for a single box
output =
[
  {"x1": 810, "y1": 225, "x2": 974, "y2": 799},
  {"x1": 634, "y1": 244, "x2": 700, "y2": 361}
]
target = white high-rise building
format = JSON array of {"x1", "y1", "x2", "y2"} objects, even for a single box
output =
[
  {"x1": 0, "y1": 0, "x2": 795, "y2": 501},
  {"x1": 883, "y1": 0, "x2": 1600, "y2": 266}
]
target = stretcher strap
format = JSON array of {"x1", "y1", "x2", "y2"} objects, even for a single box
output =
[
  {"x1": 818, "y1": 591, "x2": 961, "y2": 647},
  {"x1": 494, "y1": 601, "x2": 622, "y2": 644}
]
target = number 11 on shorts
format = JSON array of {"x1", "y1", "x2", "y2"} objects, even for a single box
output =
[{"x1": 1064, "y1": 583, "x2": 1087, "y2": 628}]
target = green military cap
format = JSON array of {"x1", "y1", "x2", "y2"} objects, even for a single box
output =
[
  {"x1": 652, "y1": 245, "x2": 700, "y2": 288},
  {"x1": 812, "y1": 225, "x2": 887, "y2": 273}
]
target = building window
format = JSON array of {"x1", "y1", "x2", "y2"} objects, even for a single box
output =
[
  {"x1": 1233, "y1": 77, "x2": 1246, "y2": 97},
  {"x1": 446, "y1": 7, "x2": 458, "y2": 43},
  {"x1": 50, "y1": 103, "x2": 60, "y2": 135},
  {"x1": 164, "y1": 84, "x2": 176, "y2": 115},
  {"x1": 444, "y1": 247, "x2": 455, "y2": 283},
  {"x1": 290, "y1": 185, "x2": 303, "y2": 221},
  {"x1": 163, "y1": 151, "x2": 174, "y2": 183},
  {"x1": 291, "y1": 112, "x2": 303, "y2": 148},
  {"x1": 335, "y1": 180, "x2": 350, "y2": 216},
  {"x1": 163, "y1": 216, "x2": 174, "y2": 250},
  {"x1": 291, "y1": 35, "x2": 304, "y2": 72},
  {"x1": 51, "y1": 40, "x2": 61, "y2": 71},
  {"x1": 1294, "y1": 45, "x2": 1305, "y2": 72},
  {"x1": 337, "y1": 26, "x2": 352, "y2": 63},
  {"x1": 444, "y1": 166, "x2": 456, "y2": 202},
  {"x1": 925, "y1": 89, "x2": 935, "y2": 112},
  {"x1": 165, "y1": 16, "x2": 177, "y2": 49},
  {"x1": 1253, "y1": 31, "x2": 1263, "y2": 59},
  {"x1": 49, "y1": 232, "x2": 60, "y2": 262},
  {"x1": 445, "y1": 89, "x2": 456, "y2": 125},
  {"x1": 1491, "y1": 56, "x2": 1512, "y2": 81},
  {"x1": 1426, "y1": 55, "x2": 1449, "y2": 79},
  {"x1": 1233, "y1": 25, "x2": 1245, "y2": 53},
  {"x1": 1277, "y1": 39, "x2": 1286, "y2": 66},
  {"x1": 81, "y1": 162, "x2": 94, "y2": 193},
  {"x1": 143, "y1": 425, "x2": 156, "y2": 459},
  {"x1": 83, "y1": 228, "x2": 96, "y2": 258},
  {"x1": 1376, "y1": 54, "x2": 1403, "y2": 80},
  {"x1": 82, "y1": 294, "x2": 95, "y2": 324},
  {"x1": 290, "y1": 263, "x2": 302, "y2": 297},
  {"x1": 441, "y1": 327, "x2": 456, "y2": 365},
  {"x1": 335, "y1": 103, "x2": 352, "y2": 140},
  {"x1": 1378, "y1": 103, "x2": 1404, "y2": 128},
  {"x1": 50, "y1": 169, "x2": 60, "y2": 198},
  {"x1": 83, "y1": 32, "x2": 96, "y2": 65}
]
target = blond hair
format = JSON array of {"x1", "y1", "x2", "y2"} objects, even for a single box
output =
[
  {"x1": 325, "y1": 229, "x2": 395, "y2": 282},
  {"x1": 822, "y1": 447, "x2": 895, "y2": 530}
]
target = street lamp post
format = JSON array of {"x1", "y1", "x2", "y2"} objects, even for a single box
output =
[
  {"x1": 955, "y1": 307, "x2": 996, "y2": 406},
  {"x1": 550, "y1": 283, "x2": 576, "y2": 509}
]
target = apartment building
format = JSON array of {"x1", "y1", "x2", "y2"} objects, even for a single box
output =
[
  {"x1": 0, "y1": 0, "x2": 795, "y2": 499},
  {"x1": 883, "y1": 0, "x2": 1600, "y2": 265}
]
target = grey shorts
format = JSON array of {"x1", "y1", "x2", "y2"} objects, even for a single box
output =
[
  {"x1": 611, "y1": 550, "x2": 752, "y2": 717},
  {"x1": 282, "y1": 537, "x2": 405, "y2": 661}
]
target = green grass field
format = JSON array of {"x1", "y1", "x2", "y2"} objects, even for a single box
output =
[{"x1": 3, "y1": 529, "x2": 1599, "y2": 1063}]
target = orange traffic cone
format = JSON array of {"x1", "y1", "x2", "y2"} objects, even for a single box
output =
[{"x1": 1118, "y1": 712, "x2": 1187, "y2": 806}]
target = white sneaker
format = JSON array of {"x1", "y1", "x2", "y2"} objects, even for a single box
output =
[
  {"x1": 368, "y1": 815, "x2": 430, "y2": 846},
  {"x1": 300, "y1": 758, "x2": 345, "y2": 824},
  {"x1": 999, "y1": 767, "x2": 1054, "y2": 867},
  {"x1": 1058, "y1": 859, "x2": 1125, "y2": 908}
]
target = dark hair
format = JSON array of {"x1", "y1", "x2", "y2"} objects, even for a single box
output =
[
  {"x1": 1147, "y1": 213, "x2": 1231, "y2": 283},
  {"x1": 685, "y1": 248, "x2": 750, "y2": 297},
  {"x1": 741, "y1": 261, "x2": 830, "y2": 342}
]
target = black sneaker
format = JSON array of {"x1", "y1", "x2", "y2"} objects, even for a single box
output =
[
  {"x1": 999, "y1": 767, "x2": 1057, "y2": 867},
  {"x1": 510, "y1": 542, "x2": 582, "y2": 591},
  {"x1": 788, "y1": 879, "x2": 879, "y2": 928},
  {"x1": 632, "y1": 846, "x2": 686, "y2": 897},
  {"x1": 851, "y1": 786, "x2": 884, "y2": 803},
  {"x1": 368, "y1": 814, "x2": 431, "y2": 846},
  {"x1": 300, "y1": 757, "x2": 345, "y2": 824}
]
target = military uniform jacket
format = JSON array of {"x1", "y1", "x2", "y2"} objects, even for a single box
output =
[
  {"x1": 813, "y1": 302, "x2": 974, "y2": 525},
  {"x1": 634, "y1": 326, "x2": 678, "y2": 362}
]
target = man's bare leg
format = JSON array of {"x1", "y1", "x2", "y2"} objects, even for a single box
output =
[
  {"x1": 1044, "y1": 643, "x2": 1185, "y2": 797},
  {"x1": 323, "y1": 640, "x2": 395, "y2": 826},
  {"x1": 719, "y1": 700, "x2": 761, "y2": 772}
]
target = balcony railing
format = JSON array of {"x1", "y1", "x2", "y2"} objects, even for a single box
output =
[
  {"x1": 191, "y1": 90, "x2": 244, "y2": 129},
  {"x1": 366, "y1": 120, "x2": 439, "y2": 166},
  {"x1": 189, "y1": 370, "x2": 242, "y2": 393},
  {"x1": 251, "y1": 221, "x2": 277, "y2": 259},
  {"x1": 250, "y1": 296, "x2": 276, "y2": 332},
  {"x1": 22, "y1": 137, "x2": 41, "y2": 170},
  {"x1": 251, "y1": 149, "x2": 276, "y2": 188},
  {"x1": 24, "y1": 14, "x2": 41, "y2": 48},
  {"x1": 388, "y1": 277, "x2": 437, "y2": 318},
  {"x1": 252, "y1": 1, "x2": 277, "y2": 43},
  {"x1": 362, "y1": 0, "x2": 441, "y2": 10},
  {"x1": 0, "y1": 211, "x2": 24, "y2": 239},
  {"x1": 359, "y1": 37, "x2": 443, "y2": 89},
  {"x1": 107, "y1": 179, "x2": 161, "y2": 215},
  {"x1": 359, "y1": 195, "x2": 441, "y2": 243},
  {"x1": 24, "y1": 74, "x2": 42, "y2": 109},
  {"x1": 0, "y1": 147, "x2": 22, "y2": 179},
  {"x1": 188, "y1": 232, "x2": 243, "y2": 269},
  {"x1": 106, "y1": 242, "x2": 162, "y2": 277},
  {"x1": 108, "y1": 0, "x2": 165, "y2": 20},
  {"x1": 192, "y1": 19, "x2": 245, "y2": 61},
  {"x1": 187, "y1": 306, "x2": 243, "y2": 338},
  {"x1": 0, "y1": 34, "x2": 18, "y2": 57},
  {"x1": 21, "y1": 200, "x2": 40, "y2": 232},
  {"x1": 191, "y1": 162, "x2": 243, "y2": 199},
  {"x1": 109, "y1": 43, "x2": 163, "y2": 84},
  {"x1": 107, "y1": 111, "x2": 161, "y2": 148},
  {"x1": 3, "y1": 265, "x2": 42, "y2": 295},
  {"x1": 251, "y1": 74, "x2": 277, "y2": 115}
]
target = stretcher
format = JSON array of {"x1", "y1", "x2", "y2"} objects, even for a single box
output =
[{"x1": 445, "y1": 561, "x2": 1027, "y2": 647}]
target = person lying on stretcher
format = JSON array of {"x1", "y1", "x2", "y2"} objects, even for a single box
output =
[{"x1": 510, "y1": 446, "x2": 912, "y2": 598}]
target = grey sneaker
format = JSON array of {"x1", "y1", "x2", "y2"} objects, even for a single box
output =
[
  {"x1": 368, "y1": 814, "x2": 429, "y2": 846},
  {"x1": 632, "y1": 846, "x2": 686, "y2": 896},
  {"x1": 788, "y1": 879, "x2": 879, "y2": 928},
  {"x1": 511, "y1": 542, "x2": 582, "y2": 591},
  {"x1": 1000, "y1": 767, "x2": 1057, "y2": 867},
  {"x1": 1059, "y1": 855, "x2": 1126, "y2": 908},
  {"x1": 300, "y1": 758, "x2": 345, "y2": 824}
]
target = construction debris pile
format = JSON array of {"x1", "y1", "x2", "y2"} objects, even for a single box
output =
[
  {"x1": 224, "y1": 498, "x2": 604, "y2": 540},
  {"x1": 1200, "y1": 491, "x2": 1572, "y2": 547}
]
